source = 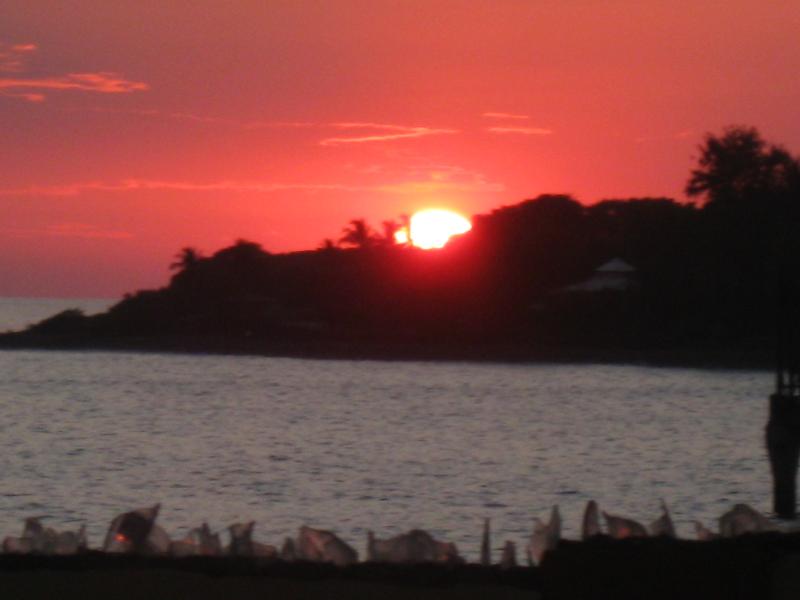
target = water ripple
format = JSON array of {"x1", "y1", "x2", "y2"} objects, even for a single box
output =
[{"x1": 0, "y1": 349, "x2": 773, "y2": 560}]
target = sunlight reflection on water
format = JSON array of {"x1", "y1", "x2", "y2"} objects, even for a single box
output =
[{"x1": 0, "y1": 349, "x2": 772, "y2": 560}]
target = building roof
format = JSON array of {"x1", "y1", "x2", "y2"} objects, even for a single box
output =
[
  {"x1": 595, "y1": 258, "x2": 636, "y2": 273},
  {"x1": 557, "y1": 258, "x2": 637, "y2": 293}
]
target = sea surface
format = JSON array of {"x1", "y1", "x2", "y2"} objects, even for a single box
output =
[{"x1": 0, "y1": 328, "x2": 777, "y2": 560}]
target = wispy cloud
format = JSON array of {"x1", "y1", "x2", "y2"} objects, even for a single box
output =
[
  {"x1": 0, "y1": 180, "x2": 359, "y2": 197},
  {"x1": 63, "y1": 109, "x2": 455, "y2": 146},
  {"x1": 482, "y1": 112, "x2": 530, "y2": 120},
  {"x1": 245, "y1": 120, "x2": 316, "y2": 130},
  {"x1": 46, "y1": 222, "x2": 134, "y2": 239},
  {"x1": 486, "y1": 126, "x2": 553, "y2": 135},
  {"x1": 4, "y1": 92, "x2": 45, "y2": 102},
  {"x1": 634, "y1": 130, "x2": 695, "y2": 143},
  {"x1": 80, "y1": 108, "x2": 320, "y2": 130},
  {"x1": 83, "y1": 106, "x2": 240, "y2": 125},
  {"x1": 0, "y1": 174, "x2": 503, "y2": 198},
  {"x1": 2, "y1": 222, "x2": 134, "y2": 240},
  {"x1": 376, "y1": 178, "x2": 504, "y2": 195},
  {"x1": 320, "y1": 122, "x2": 459, "y2": 146},
  {"x1": 0, "y1": 72, "x2": 148, "y2": 95},
  {"x1": 0, "y1": 42, "x2": 148, "y2": 101},
  {"x1": 0, "y1": 42, "x2": 37, "y2": 73},
  {"x1": 481, "y1": 112, "x2": 552, "y2": 135},
  {"x1": 340, "y1": 159, "x2": 506, "y2": 194}
]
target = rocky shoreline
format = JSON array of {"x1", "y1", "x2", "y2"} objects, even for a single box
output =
[
  {"x1": 2, "y1": 535, "x2": 800, "y2": 600},
  {"x1": 4, "y1": 502, "x2": 800, "y2": 599},
  {"x1": 0, "y1": 554, "x2": 541, "y2": 599}
]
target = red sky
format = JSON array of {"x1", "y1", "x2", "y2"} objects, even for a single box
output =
[{"x1": 1, "y1": 1, "x2": 799, "y2": 297}]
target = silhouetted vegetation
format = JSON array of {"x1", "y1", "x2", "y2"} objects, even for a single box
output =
[
  {"x1": 687, "y1": 126, "x2": 800, "y2": 210},
  {"x1": 4, "y1": 126, "x2": 799, "y2": 366},
  {"x1": 339, "y1": 219, "x2": 378, "y2": 249}
]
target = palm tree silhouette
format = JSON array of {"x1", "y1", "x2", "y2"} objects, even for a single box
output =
[
  {"x1": 339, "y1": 219, "x2": 376, "y2": 249},
  {"x1": 318, "y1": 238, "x2": 338, "y2": 251},
  {"x1": 380, "y1": 219, "x2": 400, "y2": 246},
  {"x1": 170, "y1": 247, "x2": 202, "y2": 272}
]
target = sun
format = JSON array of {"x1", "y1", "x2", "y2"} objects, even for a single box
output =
[{"x1": 400, "y1": 209, "x2": 472, "y2": 249}]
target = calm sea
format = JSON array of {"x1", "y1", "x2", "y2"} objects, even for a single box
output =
[{"x1": 0, "y1": 298, "x2": 778, "y2": 560}]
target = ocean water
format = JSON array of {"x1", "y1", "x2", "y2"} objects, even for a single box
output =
[
  {"x1": 0, "y1": 342, "x2": 775, "y2": 560},
  {"x1": 0, "y1": 297, "x2": 114, "y2": 332}
]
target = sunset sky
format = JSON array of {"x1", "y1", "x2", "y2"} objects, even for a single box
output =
[{"x1": 2, "y1": 1, "x2": 799, "y2": 297}]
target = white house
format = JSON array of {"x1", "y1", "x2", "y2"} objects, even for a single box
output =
[{"x1": 558, "y1": 258, "x2": 637, "y2": 293}]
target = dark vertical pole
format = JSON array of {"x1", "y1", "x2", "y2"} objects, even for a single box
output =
[
  {"x1": 767, "y1": 273, "x2": 800, "y2": 519},
  {"x1": 767, "y1": 394, "x2": 800, "y2": 518}
]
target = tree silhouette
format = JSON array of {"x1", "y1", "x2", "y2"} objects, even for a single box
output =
[
  {"x1": 339, "y1": 218, "x2": 376, "y2": 249},
  {"x1": 170, "y1": 247, "x2": 203, "y2": 272},
  {"x1": 380, "y1": 219, "x2": 400, "y2": 246},
  {"x1": 318, "y1": 238, "x2": 338, "y2": 251},
  {"x1": 14, "y1": 124, "x2": 800, "y2": 363},
  {"x1": 686, "y1": 126, "x2": 800, "y2": 208},
  {"x1": 213, "y1": 239, "x2": 270, "y2": 265}
]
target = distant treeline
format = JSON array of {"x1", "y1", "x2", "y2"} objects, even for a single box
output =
[{"x1": 12, "y1": 126, "x2": 800, "y2": 365}]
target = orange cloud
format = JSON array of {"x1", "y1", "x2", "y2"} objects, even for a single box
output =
[
  {"x1": 0, "y1": 60, "x2": 24, "y2": 73},
  {"x1": 0, "y1": 179, "x2": 380, "y2": 197},
  {"x1": 0, "y1": 72, "x2": 149, "y2": 94},
  {"x1": 3, "y1": 92, "x2": 45, "y2": 102},
  {"x1": 0, "y1": 174, "x2": 503, "y2": 197},
  {"x1": 64, "y1": 111, "x2": 452, "y2": 144},
  {"x1": 486, "y1": 126, "x2": 553, "y2": 135},
  {"x1": 81, "y1": 108, "x2": 319, "y2": 130},
  {"x1": 246, "y1": 120, "x2": 316, "y2": 129},
  {"x1": 634, "y1": 130, "x2": 695, "y2": 143},
  {"x1": 376, "y1": 178, "x2": 504, "y2": 194},
  {"x1": 3, "y1": 222, "x2": 134, "y2": 240},
  {"x1": 0, "y1": 41, "x2": 37, "y2": 73},
  {"x1": 482, "y1": 112, "x2": 530, "y2": 120},
  {"x1": 85, "y1": 106, "x2": 239, "y2": 125},
  {"x1": 46, "y1": 222, "x2": 134, "y2": 239},
  {"x1": 0, "y1": 42, "x2": 147, "y2": 101},
  {"x1": 320, "y1": 122, "x2": 459, "y2": 145}
]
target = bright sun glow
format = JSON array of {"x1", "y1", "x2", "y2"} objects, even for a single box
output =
[{"x1": 405, "y1": 209, "x2": 472, "y2": 249}]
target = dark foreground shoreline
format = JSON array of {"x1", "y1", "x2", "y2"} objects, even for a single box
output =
[
  {"x1": 1, "y1": 554, "x2": 540, "y2": 600},
  {"x1": 0, "y1": 331, "x2": 774, "y2": 370},
  {"x1": 3, "y1": 534, "x2": 800, "y2": 600}
]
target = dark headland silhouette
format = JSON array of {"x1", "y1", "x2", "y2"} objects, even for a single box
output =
[{"x1": 3, "y1": 126, "x2": 799, "y2": 367}]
